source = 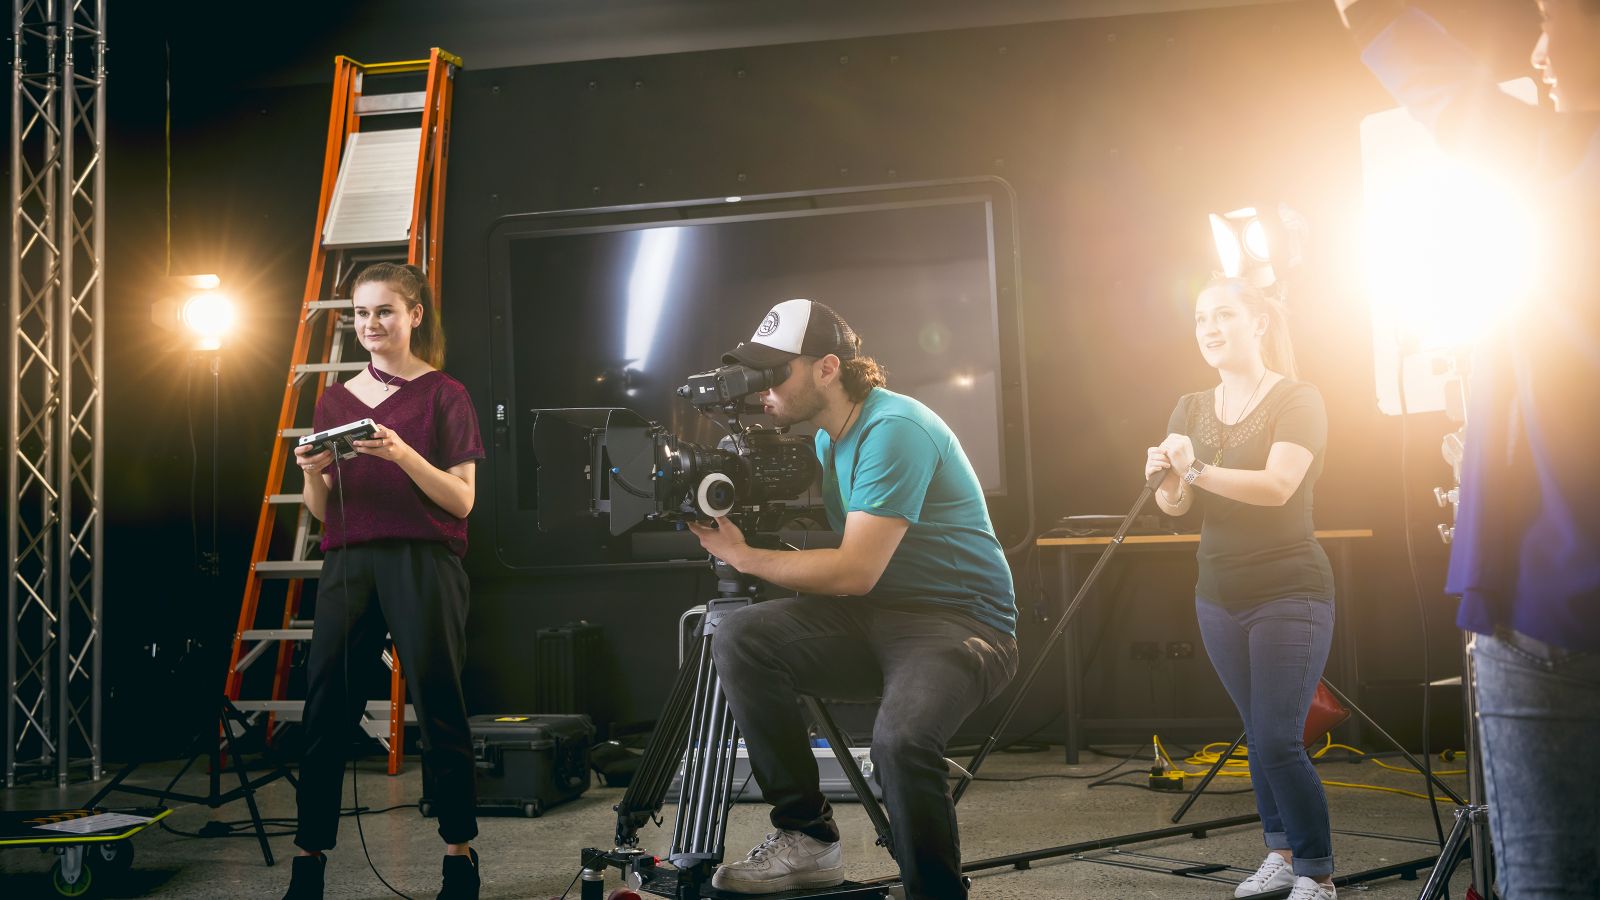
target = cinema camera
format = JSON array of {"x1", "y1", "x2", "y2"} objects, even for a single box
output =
[{"x1": 531, "y1": 362, "x2": 818, "y2": 536}]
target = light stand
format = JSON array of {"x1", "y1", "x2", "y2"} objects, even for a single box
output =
[
  {"x1": 1170, "y1": 679, "x2": 1467, "y2": 826},
  {"x1": 1411, "y1": 399, "x2": 1493, "y2": 899},
  {"x1": 1414, "y1": 633, "x2": 1492, "y2": 900},
  {"x1": 953, "y1": 469, "x2": 1166, "y2": 800},
  {"x1": 89, "y1": 349, "x2": 292, "y2": 867},
  {"x1": 940, "y1": 470, "x2": 1452, "y2": 896},
  {"x1": 203, "y1": 351, "x2": 220, "y2": 577}
]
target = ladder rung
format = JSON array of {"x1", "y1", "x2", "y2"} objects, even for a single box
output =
[
  {"x1": 305, "y1": 299, "x2": 353, "y2": 321},
  {"x1": 241, "y1": 629, "x2": 313, "y2": 642},
  {"x1": 268, "y1": 493, "x2": 304, "y2": 505},
  {"x1": 234, "y1": 700, "x2": 417, "y2": 724},
  {"x1": 255, "y1": 560, "x2": 324, "y2": 578},
  {"x1": 362, "y1": 720, "x2": 397, "y2": 739},
  {"x1": 356, "y1": 92, "x2": 426, "y2": 116},
  {"x1": 282, "y1": 428, "x2": 312, "y2": 439},
  {"x1": 294, "y1": 362, "x2": 365, "y2": 375}
]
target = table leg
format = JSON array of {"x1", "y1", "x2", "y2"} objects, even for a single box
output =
[{"x1": 1061, "y1": 549, "x2": 1082, "y2": 765}]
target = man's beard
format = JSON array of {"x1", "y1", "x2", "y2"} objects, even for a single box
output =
[{"x1": 772, "y1": 377, "x2": 828, "y2": 427}]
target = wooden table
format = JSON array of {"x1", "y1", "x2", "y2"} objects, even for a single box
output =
[{"x1": 1035, "y1": 529, "x2": 1374, "y2": 763}]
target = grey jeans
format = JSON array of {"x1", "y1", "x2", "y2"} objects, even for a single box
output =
[
  {"x1": 1471, "y1": 629, "x2": 1600, "y2": 900},
  {"x1": 712, "y1": 595, "x2": 1017, "y2": 900}
]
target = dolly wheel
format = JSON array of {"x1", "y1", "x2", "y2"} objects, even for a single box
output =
[
  {"x1": 522, "y1": 800, "x2": 543, "y2": 818},
  {"x1": 51, "y1": 858, "x2": 95, "y2": 897},
  {"x1": 96, "y1": 840, "x2": 134, "y2": 875}
]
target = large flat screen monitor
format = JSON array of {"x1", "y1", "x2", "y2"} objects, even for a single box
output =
[{"x1": 485, "y1": 179, "x2": 1030, "y2": 569}]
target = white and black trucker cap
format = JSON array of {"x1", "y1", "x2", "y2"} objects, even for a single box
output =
[{"x1": 722, "y1": 299, "x2": 861, "y2": 370}]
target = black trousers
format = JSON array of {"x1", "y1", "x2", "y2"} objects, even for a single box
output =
[
  {"x1": 295, "y1": 541, "x2": 477, "y2": 852},
  {"x1": 711, "y1": 596, "x2": 1017, "y2": 900}
]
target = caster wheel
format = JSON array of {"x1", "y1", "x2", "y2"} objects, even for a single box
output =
[
  {"x1": 522, "y1": 800, "x2": 543, "y2": 818},
  {"x1": 94, "y1": 840, "x2": 133, "y2": 876},
  {"x1": 606, "y1": 890, "x2": 642, "y2": 900},
  {"x1": 51, "y1": 858, "x2": 96, "y2": 897},
  {"x1": 419, "y1": 800, "x2": 435, "y2": 818}
]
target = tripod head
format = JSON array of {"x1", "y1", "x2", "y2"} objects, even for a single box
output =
[{"x1": 707, "y1": 528, "x2": 785, "y2": 600}]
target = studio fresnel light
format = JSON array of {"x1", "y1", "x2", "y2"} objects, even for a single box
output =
[{"x1": 151, "y1": 274, "x2": 237, "y2": 351}]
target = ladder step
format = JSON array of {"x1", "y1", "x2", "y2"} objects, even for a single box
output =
[
  {"x1": 305, "y1": 299, "x2": 354, "y2": 322},
  {"x1": 268, "y1": 493, "x2": 304, "y2": 505},
  {"x1": 240, "y1": 629, "x2": 313, "y2": 642},
  {"x1": 255, "y1": 560, "x2": 324, "y2": 578},
  {"x1": 282, "y1": 428, "x2": 312, "y2": 439},
  {"x1": 355, "y1": 92, "x2": 426, "y2": 116},
  {"x1": 294, "y1": 362, "x2": 366, "y2": 375},
  {"x1": 234, "y1": 700, "x2": 417, "y2": 725},
  {"x1": 292, "y1": 362, "x2": 365, "y2": 387}
]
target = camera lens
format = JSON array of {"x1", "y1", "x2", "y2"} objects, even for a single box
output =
[
  {"x1": 696, "y1": 472, "x2": 737, "y2": 517},
  {"x1": 706, "y1": 480, "x2": 735, "y2": 509}
]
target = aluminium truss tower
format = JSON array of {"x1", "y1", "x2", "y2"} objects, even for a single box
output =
[{"x1": 7, "y1": 0, "x2": 107, "y2": 787}]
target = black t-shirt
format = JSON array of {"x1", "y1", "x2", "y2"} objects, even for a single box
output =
[{"x1": 1167, "y1": 379, "x2": 1335, "y2": 609}]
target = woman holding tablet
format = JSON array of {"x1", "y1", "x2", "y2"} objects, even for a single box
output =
[{"x1": 286, "y1": 263, "x2": 485, "y2": 900}]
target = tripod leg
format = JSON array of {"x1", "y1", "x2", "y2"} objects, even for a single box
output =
[
  {"x1": 220, "y1": 703, "x2": 276, "y2": 866},
  {"x1": 1171, "y1": 732, "x2": 1244, "y2": 824},
  {"x1": 803, "y1": 696, "x2": 893, "y2": 856},
  {"x1": 613, "y1": 631, "x2": 706, "y2": 848},
  {"x1": 1416, "y1": 805, "x2": 1475, "y2": 900},
  {"x1": 670, "y1": 624, "x2": 740, "y2": 866},
  {"x1": 1319, "y1": 680, "x2": 1467, "y2": 805}
]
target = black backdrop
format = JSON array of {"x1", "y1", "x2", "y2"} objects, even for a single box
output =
[{"x1": 33, "y1": 0, "x2": 1543, "y2": 758}]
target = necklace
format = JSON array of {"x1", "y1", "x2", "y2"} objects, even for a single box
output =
[
  {"x1": 827, "y1": 400, "x2": 861, "y2": 473},
  {"x1": 1213, "y1": 370, "x2": 1270, "y2": 466},
  {"x1": 367, "y1": 362, "x2": 410, "y2": 393}
]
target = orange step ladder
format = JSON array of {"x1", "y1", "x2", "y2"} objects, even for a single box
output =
[{"x1": 223, "y1": 49, "x2": 460, "y2": 775}]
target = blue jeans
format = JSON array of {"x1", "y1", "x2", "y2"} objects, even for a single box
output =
[
  {"x1": 1196, "y1": 595, "x2": 1336, "y2": 878},
  {"x1": 1471, "y1": 629, "x2": 1600, "y2": 900}
]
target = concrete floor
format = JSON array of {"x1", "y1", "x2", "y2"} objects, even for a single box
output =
[{"x1": 1, "y1": 745, "x2": 1476, "y2": 899}]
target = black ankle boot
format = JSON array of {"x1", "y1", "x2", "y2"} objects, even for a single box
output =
[
  {"x1": 282, "y1": 854, "x2": 325, "y2": 900},
  {"x1": 438, "y1": 847, "x2": 480, "y2": 900}
]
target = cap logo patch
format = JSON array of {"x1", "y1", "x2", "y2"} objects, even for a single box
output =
[{"x1": 757, "y1": 311, "x2": 781, "y2": 337}]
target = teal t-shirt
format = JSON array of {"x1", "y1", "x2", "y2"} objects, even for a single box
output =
[{"x1": 813, "y1": 388, "x2": 1016, "y2": 635}]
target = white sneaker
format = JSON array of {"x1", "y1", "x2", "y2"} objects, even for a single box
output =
[
  {"x1": 1235, "y1": 852, "x2": 1295, "y2": 897},
  {"x1": 1287, "y1": 875, "x2": 1336, "y2": 900},
  {"x1": 710, "y1": 830, "x2": 845, "y2": 894}
]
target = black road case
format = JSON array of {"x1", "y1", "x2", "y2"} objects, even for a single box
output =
[{"x1": 421, "y1": 713, "x2": 595, "y2": 818}]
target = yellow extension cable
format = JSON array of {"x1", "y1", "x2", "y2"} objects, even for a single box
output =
[{"x1": 1151, "y1": 734, "x2": 1468, "y2": 802}]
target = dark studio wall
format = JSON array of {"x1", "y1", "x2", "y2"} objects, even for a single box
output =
[{"x1": 72, "y1": 0, "x2": 1544, "y2": 758}]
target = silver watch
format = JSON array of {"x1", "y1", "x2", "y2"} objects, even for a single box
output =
[{"x1": 1182, "y1": 460, "x2": 1206, "y2": 486}]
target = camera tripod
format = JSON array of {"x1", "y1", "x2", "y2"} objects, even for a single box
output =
[
  {"x1": 578, "y1": 545, "x2": 897, "y2": 900},
  {"x1": 1413, "y1": 633, "x2": 1492, "y2": 900},
  {"x1": 1411, "y1": 416, "x2": 1492, "y2": 900}
]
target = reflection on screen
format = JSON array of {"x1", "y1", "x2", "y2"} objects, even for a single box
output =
[{"x1": 506, "y1": 198, "x2": 1006, "y2": 493}]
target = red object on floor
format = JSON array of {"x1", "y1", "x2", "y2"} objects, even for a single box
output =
[{"x1": 606, "y1": 890, "x2": 643, "y2": 900}]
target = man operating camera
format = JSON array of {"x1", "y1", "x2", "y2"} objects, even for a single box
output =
[{"x1": 687, "y1": 299, "x2": 1017, "y2": 900}]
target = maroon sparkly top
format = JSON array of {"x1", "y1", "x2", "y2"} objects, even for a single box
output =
[{"x1": 314, "y1": 370, "x2": 485, "y2": 558}]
